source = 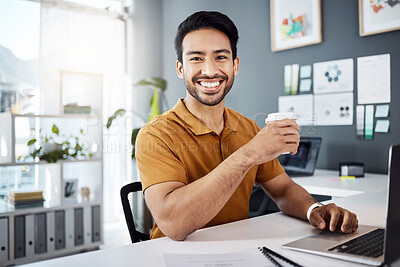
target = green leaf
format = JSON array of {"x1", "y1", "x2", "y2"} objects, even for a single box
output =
[
  {"x1": 27, "y1": 139, "x2": 37, "y2": 146},
  {"x1": 131, "y1": 128, "x2": 141, "y2": 146},
  {"x1": 106, "y1": 108, "x2": 126, "y2": 129},
  {"x1": 147, "y1": 88, "x2": 160, "y2": 122},
  {"x1": 52, "y1": 124, "x2": 59, "y2": 135},
  {"x1": 131, "y1": 128, "x2": 141, "y2": 160},
  {"x1": 136, "y1": 77, "x2": 167, "y2": 92}
]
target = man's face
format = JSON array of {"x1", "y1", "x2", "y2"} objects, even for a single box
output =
[{"x1": 176, "y1": 28, "x2": 239, "y2": 106}]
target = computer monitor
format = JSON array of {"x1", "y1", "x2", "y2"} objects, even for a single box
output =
[{"x1": 279, "y1": 137, "x2": 322, "y2": 177}]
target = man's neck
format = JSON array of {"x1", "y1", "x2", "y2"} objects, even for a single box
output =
[{"x1": 183, "y1": 96, "x2": 225, "y2": 135}]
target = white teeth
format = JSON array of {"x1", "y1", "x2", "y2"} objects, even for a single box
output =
[{"x1": 200, "y1": 81, "x2": 220, "y2": 88}]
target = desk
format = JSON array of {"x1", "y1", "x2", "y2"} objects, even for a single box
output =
[{"x1": 23, "y1": 170, "x2": 388, "y2": 267}]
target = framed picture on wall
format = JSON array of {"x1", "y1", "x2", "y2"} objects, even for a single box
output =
[
  {"x1": 270, "y1": 0, "x2": 322, "y2": 52},
  {"x1": 359, "y1": 0, "x2": 400, "y2": 36}
]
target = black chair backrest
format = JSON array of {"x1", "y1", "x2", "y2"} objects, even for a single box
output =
[{"x1": 120, "y1": 182, "x2": 150, "y2": 243}]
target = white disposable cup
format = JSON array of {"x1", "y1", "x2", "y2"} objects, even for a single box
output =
[
  {"x1": 265, "y1": 112, "x2": 296, "y2": 124},
  {"x1": 265, "y1": 112, "x2": 296, "y2": 154}
]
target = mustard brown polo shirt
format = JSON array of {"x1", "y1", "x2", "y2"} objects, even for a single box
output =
[{"x1": 136, "y1": 99, "x2": 285, "y2": 239}]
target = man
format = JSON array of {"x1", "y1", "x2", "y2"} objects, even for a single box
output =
[{"x1": 136, "y1": 11, "x2": 358, "y2": 241}]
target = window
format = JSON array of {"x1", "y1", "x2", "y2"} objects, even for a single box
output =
[{"x1": 0, "y1": 0, "x2": 40, "y2": 114}]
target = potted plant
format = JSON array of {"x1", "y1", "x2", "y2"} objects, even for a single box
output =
[
  {"x1": 19, "y1": 124, "x2": 93, "y2": 163},
  {"x1": 106, "y1": 77, "x2": 168, "y2": 159}
]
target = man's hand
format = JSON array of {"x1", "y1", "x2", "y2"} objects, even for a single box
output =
[
  {"x1": 243, "y1": 119, "x2": 300, "y2": 166},
  {"x1": 309, "y1": 203, "x2": 358, "y2": 233}
]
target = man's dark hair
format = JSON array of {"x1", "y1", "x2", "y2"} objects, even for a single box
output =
[{"x1": 174, "y1": 11, "x2": 239, "y2": 63}]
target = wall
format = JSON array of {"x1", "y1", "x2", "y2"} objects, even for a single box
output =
[
  {"x1": 161, "y1": 0, "x2": 400, "y2": 173},
  {"x1": 130, "y1": 0, "x2": 163, "y2": 82}
]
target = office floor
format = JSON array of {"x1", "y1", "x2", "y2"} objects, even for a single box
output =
[{"x1": 100, "y1": 221, "x2": 131, "y2": 249}]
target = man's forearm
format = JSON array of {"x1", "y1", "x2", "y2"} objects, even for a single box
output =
[
  {"x1": 273, "y1": 181, "x2": 316, "y2": 221},
  {"x1": 148, "y1": 146, "x2": 256, "y2": 240}
]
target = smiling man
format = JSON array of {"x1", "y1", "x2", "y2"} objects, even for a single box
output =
[{"x1": 136, "y1": 11, "x2": 358, "y2": 241}]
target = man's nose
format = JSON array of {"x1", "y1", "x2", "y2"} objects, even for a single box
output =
[{"x1": 201, "y1": 60, "x2": 218, "y2": 76}]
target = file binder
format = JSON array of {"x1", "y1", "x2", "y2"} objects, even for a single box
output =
[
  {"x1": 34, "y1": 213, "x2": 47, "y2": 254},
  {"x1": 0, "y1": 217, "x2": 9, "y2": 262},
  {"x1": 25, "y1": 214, "x2": 34, "y2": 257},
  {"x1": 14, "y1": 215, "x2": 25, "y2": 259},
  {"x1": 55, "y1": 211, "x2": 65, "y2": 250},
  {"x1": 83, "y1": 206, "x2": 92, "y2": 245},
  {"x1": 46, "y1": 212, "x2": 55, "y2": 252},
  {"x1": 65, "y1": 209, "x2": 75, "y2": 248},
  {"x1": 92, "y1": 206, "x2": 101, "y2": 242},
  {"x1": 74, "y1": 208, "x2": 84, "y2": 246}
]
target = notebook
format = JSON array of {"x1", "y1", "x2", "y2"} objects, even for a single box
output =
[
  {"x1": 164, "y1": 246, "x2": 302, "y2": 267},
  {"x1": 283, "y1": 144, "x2": 400, "y2": 266},
  {"x1": 278, "y1": 137, "x2": 322, "y2": 177}
]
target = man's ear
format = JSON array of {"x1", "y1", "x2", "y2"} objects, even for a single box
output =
[
  {"x1": 176, "y1": 60, "x2": 184, "y2": 79},
  {"x1": 233, "y1": 57, "x2": 239, "y2": 76}
]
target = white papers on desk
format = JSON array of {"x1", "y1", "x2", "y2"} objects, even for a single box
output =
[
  {"x1": 314, "y1": 93, "x2": 353, "y2": 126},
  {"x1": 278, "y1": 94, "x2": 314, "y2": 126},
  {"x1": 357, "y1": 54, "x2": 391, "y2": 104},
  {"x1": 313, "y1": 58, "x2": 354, "y2": 94},
  {"x1": 164, "y1": 248, "x2": 274, "y2": 267}
]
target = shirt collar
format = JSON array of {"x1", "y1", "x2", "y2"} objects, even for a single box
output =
[{"x1": 171, "y1": 99, "x2": 237, "y2": 136}]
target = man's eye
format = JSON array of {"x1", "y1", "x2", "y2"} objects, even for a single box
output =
[
  {"x1": 216, "y1": 55, "x2": 227, "y2": 60},
  {"x1": 190, "y1": 57, "x2": 202, "y2": 61}
]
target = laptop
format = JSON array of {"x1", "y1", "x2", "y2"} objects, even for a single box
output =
[
  {"x1": 283, "y1": 144, "x2": 400, "y2": 266},
  {"x1": 279, "y1": 137, "x2": 322, "y2": 177}
]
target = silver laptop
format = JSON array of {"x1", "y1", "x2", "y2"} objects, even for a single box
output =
[
  {"x1": 283, "y1": 144, "x2": 400, "y2": 266},
  {"x1": 279, "y1": 137, "x2": 322, "y2": 177}
]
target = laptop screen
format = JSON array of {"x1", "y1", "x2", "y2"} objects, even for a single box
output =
[
  {"x1": 384, "y1": 144, "x2": 400, "y2": 265},
  {"x1": 278, "y1": 137, "x2": 322, "y2": 176}
]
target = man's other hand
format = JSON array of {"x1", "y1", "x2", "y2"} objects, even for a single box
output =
[{"x1": 309, "y1": 203, "x2": 359, "y2": 233}]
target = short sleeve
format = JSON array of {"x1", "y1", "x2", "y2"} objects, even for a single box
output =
[
  {"x1": 136, "y1": 125, "x2": 188, "y2": 192},
  {"x1": 255, "y1": 158, "x2": 285, "y2": 184}
]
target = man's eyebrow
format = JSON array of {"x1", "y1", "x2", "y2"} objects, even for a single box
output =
[
  {"x1": 185, "y1": 49, "x2": 231, "y2": 56},
  {"x1": 214, "y1": 49, "x2": 231, "y2": 54},
  {"x1": 186, "y1": 50, "x2": 205, "y2": 56}
]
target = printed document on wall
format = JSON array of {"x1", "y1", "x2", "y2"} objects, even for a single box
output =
[
  {"x1": 357, "y1": 54, "x2": 390, "y2": 104},
  {"x1": 313, "y1": 58, "x2": 354, "y2": 94},
  {"x1": 278, "y1": 94, "x2": 314, "y2": 126},
  {"x1": 314, "y1": 93, "x2": 353, "y2": 126}
]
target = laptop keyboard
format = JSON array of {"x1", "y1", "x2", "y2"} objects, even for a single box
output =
[{"x1": 328, "y1": 228, "x2": 384, "y2": 258}]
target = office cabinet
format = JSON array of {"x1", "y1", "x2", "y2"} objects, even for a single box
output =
[{"x1": 0, "y1": 70, "x2": 103, "y2": 266}]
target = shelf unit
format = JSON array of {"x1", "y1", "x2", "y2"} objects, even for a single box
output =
[{"x1": 0, "y1": 71, "x2": 104, "y2": 266}]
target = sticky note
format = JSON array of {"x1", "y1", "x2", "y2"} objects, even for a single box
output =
[
  {"x1": 299, "y1": 79, "x2": 312, "y2": 92},
  {"x1": 365, "y1": 105, "x2": 374, "y2": 140},
  {"x1": 375, "y1": 120, "x2": 390, "y2": 133},
  {"x1": 284, "y1": 65, "x2": 292, "y2": 95},
  {"x1": 375, "y1": 104, "x2": 389, "y2": 118},
  {"x1": 356, "y1": 105, "x2": 364, "y2": 137},
  {"x1": 300, "y1": 65, "x2": 312, "y2": 78},
  {"x1": 291, "y1": 64, "x2": 299, "y2": 94}
]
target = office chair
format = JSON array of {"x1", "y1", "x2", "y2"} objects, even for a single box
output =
[{"x1": 120, "y1": 182, "x2": 150, "y2": 243}]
